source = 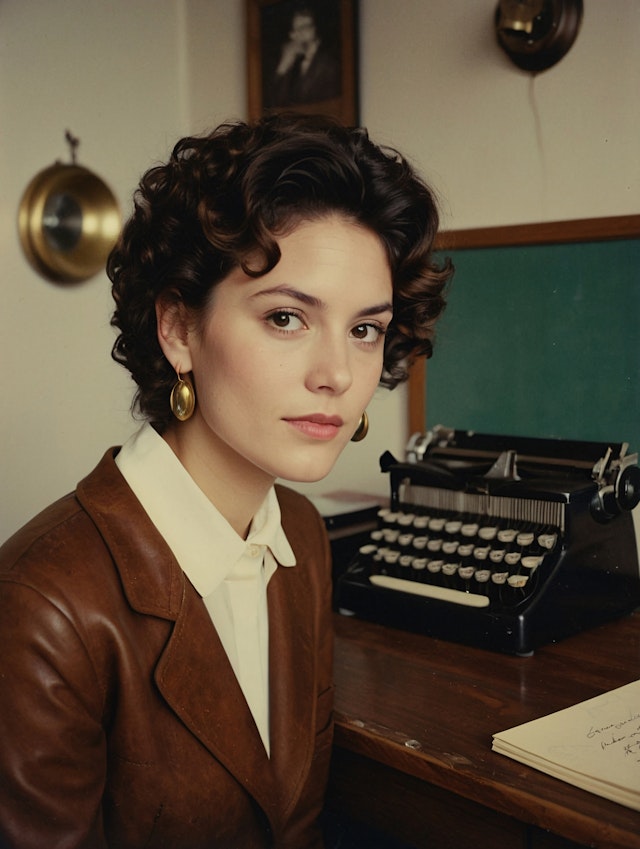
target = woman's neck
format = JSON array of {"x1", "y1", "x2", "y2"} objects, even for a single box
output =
[{"x1": 161, "y1": 418, "x2": 275, "y2": 539}]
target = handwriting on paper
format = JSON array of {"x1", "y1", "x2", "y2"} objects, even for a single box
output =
[{"x1": 587, "y1": 712, "x2": 640, "y2": 761}]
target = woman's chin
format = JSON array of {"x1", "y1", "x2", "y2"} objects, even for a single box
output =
[{"x1": 274, "y1": 454, "x2": 342, "y2": 485}]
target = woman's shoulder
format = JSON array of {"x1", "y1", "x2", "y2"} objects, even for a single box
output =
[
  {"x1": 1, "y1": 448, "x2": 182, "y2": 622},
  {"x1": 0, "y1": 490, "x2": 96, "y2": 575},
  {"x1": 275, "y1": 484, "x2": 328, "y2": 550},
  {"x1": 0, "y1": 483, "x2": 124, "y2": 638},
  {"x1": 0, "y1": 449, "x2": 135, "y2": 602},
  {"x1": 275, "y1": 483, "x2": 322, "y2": 522}
]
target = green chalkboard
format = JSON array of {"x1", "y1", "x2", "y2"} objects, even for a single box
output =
[{"x1": 425, "y1": 226, "x2": 640, "y2": 453}]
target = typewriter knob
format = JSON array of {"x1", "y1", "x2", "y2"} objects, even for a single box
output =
[
  {"x1": 591, "y1": 464, "x2": 640, "y2": 523},
  {"x1": 617, "y1": 464, "x2": 640, "y2": 512}
]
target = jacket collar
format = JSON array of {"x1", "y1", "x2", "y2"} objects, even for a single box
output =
[
  {"x1": 76, "y1": 448, "x2": 318, "y2": 830},
  {"x1": 114, "y1": 423, "x2": 296, "y2": 599}
]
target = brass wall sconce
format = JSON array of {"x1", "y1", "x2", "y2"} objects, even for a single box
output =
[
  {"x1": 18, "y1": 131, "x2": 121, "y2": 284},
  {"x1": 495, "y1": 0, "x2": 583, "y2": 72}
]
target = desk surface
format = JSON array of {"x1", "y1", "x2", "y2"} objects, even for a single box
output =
[{"x1": 331, "y1": 611, "x2": 640, "y2": 849}]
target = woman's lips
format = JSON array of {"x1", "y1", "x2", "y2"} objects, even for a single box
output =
[{"x1": 284, "y1": 415, "x2": 344, "y2": 441}]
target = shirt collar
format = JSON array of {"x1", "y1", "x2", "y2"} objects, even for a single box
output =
[{"x1": 115, "y1": 423, "x2": 296, "y2": 598}]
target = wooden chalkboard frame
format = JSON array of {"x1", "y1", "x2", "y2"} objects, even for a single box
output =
[{"x1": 408, "y1": 214, "x2": 640, "y2": 435}]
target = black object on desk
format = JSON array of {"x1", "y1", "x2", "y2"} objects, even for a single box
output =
[{"x1": 337, "y1": 426, "x2": 640, "y2": 655}]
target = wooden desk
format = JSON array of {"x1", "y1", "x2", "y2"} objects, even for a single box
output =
[{"x1": 327, "y1": 611, "x2": 640, "y2": 849}]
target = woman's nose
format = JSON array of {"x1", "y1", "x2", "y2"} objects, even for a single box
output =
[{"x1": 304, "y1": 335, "x2": 353, "y2": 395}]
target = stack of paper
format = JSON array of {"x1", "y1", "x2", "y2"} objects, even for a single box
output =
[{"x1": 492, "y1": 679, "x2": 640, "y2": 812}]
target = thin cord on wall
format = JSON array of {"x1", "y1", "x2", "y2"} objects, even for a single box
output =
[{"x1": 528, "y1": 73, "x2": 548, "y2": 217}]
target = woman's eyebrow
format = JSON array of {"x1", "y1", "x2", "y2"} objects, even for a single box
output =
[
  {"x1": 251, "y1": 285, "x2": 393, "y2": 317},
  {"x1": 251, "y1": 285, "x2": 322, "y2": 308},
  {"x1": 354, "y1": 301, "x2": 394, "y2": 319}
]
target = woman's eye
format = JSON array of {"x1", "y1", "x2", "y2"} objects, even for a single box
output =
[
  {"x1": 266, "y1": 310, "x2": 305, "y2": 331},
  {"x1": 351, "y1": 323, "x2": 386, "y2": 344}
]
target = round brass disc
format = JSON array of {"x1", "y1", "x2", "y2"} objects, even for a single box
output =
[
  {"x1": 18, "y1": 162, "x2": 121, "y2": 284},
  {"x1": 495, "y1": 0, "x2": 583, "y2": 73}
]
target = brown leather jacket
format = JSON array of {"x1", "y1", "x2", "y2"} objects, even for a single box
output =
[{"x1": 0, "y1": 449, "x2": 334, "y2": 849}]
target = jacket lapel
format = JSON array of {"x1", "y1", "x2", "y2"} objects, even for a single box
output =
[
  {"x1": 154, "y1": 559, "x2": 320, "y2": 830},
  {"x1": 268, "y1": 549, "x2": 316, "y2": 816},
  {"x1": 154, "y1": 584, "x2": 281, "y2": 817},
  {"x1": 77, "y1": 451, "x2": 279, "y2": 817}
]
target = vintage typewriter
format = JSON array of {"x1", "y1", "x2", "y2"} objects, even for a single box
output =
[{"x1": 336, "y1": 426, "x2": 640, "y2": 655}]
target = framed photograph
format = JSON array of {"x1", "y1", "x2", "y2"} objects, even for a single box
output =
[{"x1": 246, "y1": 0, "x2": 358, "y2": 125}]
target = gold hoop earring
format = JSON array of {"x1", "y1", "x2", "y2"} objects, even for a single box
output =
[
  {"x1": 170, "y1": 372, "x2": 196, "y2": 422},
  {"x1": 351, "y1": 411, "x2": 369, "y2": 442}
]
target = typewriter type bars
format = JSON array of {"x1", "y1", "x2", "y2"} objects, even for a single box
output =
[{"x1": 337, "y1": 428, "x2": 640, "y2": 655}]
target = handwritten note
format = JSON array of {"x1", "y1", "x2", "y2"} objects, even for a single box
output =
[{"x1": 492, "y1": 679, "x2": 640, "y2": 811}]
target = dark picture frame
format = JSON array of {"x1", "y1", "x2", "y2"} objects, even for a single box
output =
[{"x1": 246, "y1": 0, "x2": 358, "y2": 125}]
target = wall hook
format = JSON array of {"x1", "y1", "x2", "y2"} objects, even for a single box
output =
[{"x1": 65, "y1": 130, "x2": 80, "y2": 165}]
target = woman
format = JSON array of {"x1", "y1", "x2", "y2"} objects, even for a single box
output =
[{"x1": 0, "y1": 113, "x2": 450, "y2": 848}]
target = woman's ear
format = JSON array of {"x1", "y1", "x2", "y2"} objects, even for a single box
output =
[{"x1": 156, "y1": 296, "x2": 194, "y2": 374}]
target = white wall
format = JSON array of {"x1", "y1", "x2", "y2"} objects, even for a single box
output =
[
  {"x1": 359, "y1": 1, "x2": 639, "y2": 230},
  {"x1": 1, "y1": 0, "x2": 638, "y2": 541},
  {"x1": 0, "y1": 0, "x2": 246, "y2": 540}
]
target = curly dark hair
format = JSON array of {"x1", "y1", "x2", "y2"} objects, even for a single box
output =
[{"x1": 108, "y1": 112, "x2": 452, "y2": 430}]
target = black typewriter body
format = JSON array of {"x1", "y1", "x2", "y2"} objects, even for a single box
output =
[{"x1": 336, "y1": 427, "x2": 640, "y2": 655}]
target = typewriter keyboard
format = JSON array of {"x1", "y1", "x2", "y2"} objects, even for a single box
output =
[{"x1": 354, "y1": 506, "x2": 560, "y2": 610}]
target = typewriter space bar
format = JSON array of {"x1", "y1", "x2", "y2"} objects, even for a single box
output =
[{"x1": 370, "y1": 575, "x2": 490, "y2": 607}]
